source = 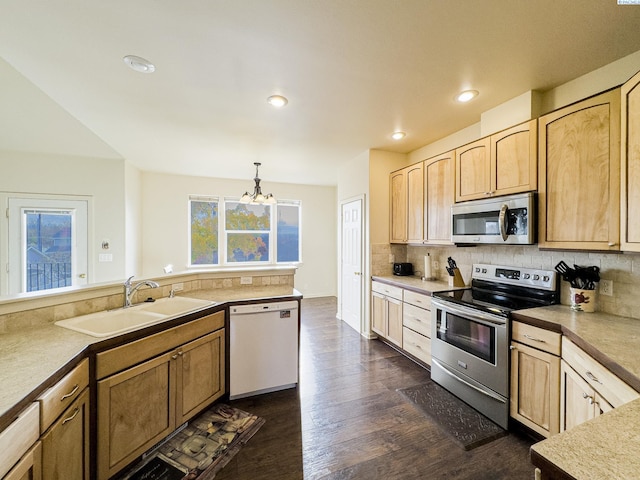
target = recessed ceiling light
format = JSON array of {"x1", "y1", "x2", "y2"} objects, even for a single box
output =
[
  {"x1": 391, "y1": 131, "x2": 406, "y2": 140},
  {"x1": 456, "y1": 90, "x2": 479, "y2": 103},
  {"x1": 123, "y1": 55, "x2": 155, "y2": 73},
  {"x1": 267, "y1": 95, "x2": 288, "y2": 108}
]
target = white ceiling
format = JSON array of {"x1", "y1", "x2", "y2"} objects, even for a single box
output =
[{"x1": 2, "y1": 0, "x2": 640, "y2": 186}]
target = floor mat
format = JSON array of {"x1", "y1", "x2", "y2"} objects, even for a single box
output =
[
  {"x1": 397, "y1": 381, "x2": 507, "y2": 451},
  {"x1": 122, "y1": 403, "x2": 265, "y2": 480}
]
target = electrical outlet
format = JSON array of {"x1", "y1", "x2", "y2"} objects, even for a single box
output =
[
  {"x1": 240, "y1": 276, "x2": 253, "y2": 285},
  {"x1": 172, "y1": 282, "x2": 184, "y2": 292},
  {"x1": 600, "y1": 279, "x2": 613, "y2": 296},
  {"x1": 433, "y1": 260, "x2": 440, "y2": 270}
]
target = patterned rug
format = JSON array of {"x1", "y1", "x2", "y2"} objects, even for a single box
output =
[
  {"x1": 397, "y1": 381, "x2": 507, "y2": 451},
  {"x1": 122, "y1": 404, "x2": 265, "y2": 480}
]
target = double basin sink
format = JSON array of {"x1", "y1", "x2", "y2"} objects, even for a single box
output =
[{"x1": 55, "y1": 296, "x2": 215, "y2": 338}]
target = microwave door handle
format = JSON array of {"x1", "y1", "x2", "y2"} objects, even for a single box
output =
[{"x1": 499, "y1": 204, "x2": 509, "y2": 241}]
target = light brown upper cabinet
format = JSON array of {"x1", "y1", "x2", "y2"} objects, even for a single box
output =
[
  {"x1": 390, "y1": 163, "x2": 423, "y2": 243},
  {"x1": 424, "y1": 150, "x2": 454, "y2": 244},
  {"x1": 455, "y1": 120, "x2": 537, "y2": 202},
  {"x1": 621, "y1": 70, "x2": 640, "y2": 252},
  {"x1": 538, "y1": 89, "x2": 621, "y2": 250}
]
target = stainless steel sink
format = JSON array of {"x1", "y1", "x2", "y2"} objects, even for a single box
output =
[{"x1": 55, "y1": 296, "x2": 215, "y2": 337}]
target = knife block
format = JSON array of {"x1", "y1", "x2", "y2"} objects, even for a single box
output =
[{"x1": 448, "y1": 268, "x2": 465, "y2": 287}]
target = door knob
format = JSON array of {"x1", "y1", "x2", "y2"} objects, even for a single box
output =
[{"x1": 78, "y1": 273, "x2": 86, "y2": 278}]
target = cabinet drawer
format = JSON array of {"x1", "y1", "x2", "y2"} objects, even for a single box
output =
[
  {"x1": 403, "y1": 290, "x2": 431, "y2": 310},
  {"x1": 562, "y1": 337, "x2": 640, "y2": 408},
  {"x1": 0, "y1": 403, "x2": 40, "y2": 479},
  {"x1": 402, "y1": 327, "x2": 431, "y2": 365},
  {"x1": 96, "y1": 311, "x2": 224, "y2": 379},
  {"x1": 402, "y1": 303, "x2": 431, "y2": 337},
  {"x1": 38, "y1": 358, "x2": 89, "y2": 433},
  {"x1": 371, "y1": 281, "x2": 403, "y2": 300},
  {"x1": 512, "y1": 321, "x2": 561, "y2": 356}
]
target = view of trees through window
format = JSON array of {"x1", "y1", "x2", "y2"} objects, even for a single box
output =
[
  {"x1": 26, "y1": 211, "x2": 72, "y2": 291},
  {"x1": 189, "y1": 197, "x2": 300, "y2": 266}
]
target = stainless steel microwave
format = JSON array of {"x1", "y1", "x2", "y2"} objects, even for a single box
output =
[{"x1": 451, "y1": 192, "x2": 535, "y2": 245}]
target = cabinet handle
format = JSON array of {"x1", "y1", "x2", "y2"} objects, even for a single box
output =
[
  {"x1": 608, "y1": 242, "x2": 617, "y2": 247},
  {"x1": 171, "y1": 354, "x2": 178, "y2": 360},
  {"x1": 523, "y1": 334, "x2": 546, "y2": 343},
  {"x1": 509, "y1": 345, "x2": 516, "y2": 350},
  {"x1": 61, "y1": 407, "x2": 79, "y2": 425},
  {"x1": 586, "y1": 371, "x2": 603, "y2": 384},
  {"x1": 177, "y1": 350, "x2": 183, "y2": 356},
  {"x1": 582, "y1": 393, "x2": 594, "y2": 405},
  {"x1": 60, "y1": 384, "x2": 79, "y2": 401}
]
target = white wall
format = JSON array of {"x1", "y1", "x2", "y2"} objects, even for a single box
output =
[
  {"x1": 140, "y1": 171, "x2": 337, "y2": 298},
  {"x1": 0, "y1": 150, "x2": 128, "y2": 285}
]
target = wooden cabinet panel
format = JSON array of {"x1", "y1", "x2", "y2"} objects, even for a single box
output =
[
  {"x1": 0, "y1": 404, "x2": 39, "y2": 480},
  {"x1": 511, "y1": 321, "x2": 561, "y2": 356},
  {"x1": 406, "y1": 163, "x2": 424, "y2": 243},
  {"x1": 390, "y1": 170, "x2": 407, "y2": 243},
  {"x1": 371, "y1": 283, "x2": 402, "y2": 347},
  {"x1": 371, "y1": 292, "x2": 386, "y2": 336},
  {"x1": 41, "y1": 388, "x2": 89, "y2": 480},
  {"x1": 97, "y1": 352, "x2": 176, "y2": 479},
  {"x1": 176, "y1": 330, "x2": 225, "y2": 425},
  {"x1": 371, "y1": 281, "x2": 402, "y2": 300},
  {"x1": 510, "y1": 342, "x2": 560, "y2": 437},
  {"x1": 621, "y1": 69, "x2": 640, "y2": 251},
  {"x1": 403, "y1": 290, "x2": 431, "y2": 310},
  {"x1": 560, "y1": 360, "x2": 596, "y2": 432},
  {"x1": 402, "y1": 303, "x2": 430, "y2": 337},
  {"x1": 455, "y1": 138, "x2": 491, "y2": 201},
  {"x1": 424, "y1": 151, "x2": 454, "y2": 244},
  {"x1": 402, "y1": 327, "x2": 431, "y2": 365},
  {"x1": 538, "y1": 89, "x2": 621, "y2": 250},
  {"x1": 3, "y1": 442, "x2": 41, "y2": 480},
  {"x1": 491, "y1": 119, "x2": 537, "y2": 195}
]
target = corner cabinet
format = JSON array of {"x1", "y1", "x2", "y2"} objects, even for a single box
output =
[
  {"x1": 424, "y1": 150, "x2": 454, "y2": 244},
  {"x1": 538, "y1": 89, "x2": 621, "y2": 250},
  {"x1": 96, "y1": 312, "x2": 225, "y2": 480},
  {"x1": 390, "y1": 164, "x2": 423, "y2": 244},
  {"x1": 621, "y1": 69, "x2": 640, "y2": 251},
  {"x1": 509, "y1": 322, "x2": 561, "y2": 438}
]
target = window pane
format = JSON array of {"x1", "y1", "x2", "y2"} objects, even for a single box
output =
[
  {"x1": 190, "y1": 200, "x2": 218, "y2": 265},
  {"x1": 277, "y1": 204, "x2": 300, "y2": 262},
  {"x1": 225, "y1": 202, "x2": 270, "y2": 230},
  {"x1": 25, "y1": 211, "x2": 72, "y2": 292},
  {"x1": 227, "y1": 233, "x2": 269, "y2": 262}
]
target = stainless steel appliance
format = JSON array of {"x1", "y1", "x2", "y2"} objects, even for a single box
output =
[
  {"x1": 431, "y1": 264, "x2": 558, "y2": 428},
  {"x1": 451, "y1": 192, "x2": 535, "y2": 244}
]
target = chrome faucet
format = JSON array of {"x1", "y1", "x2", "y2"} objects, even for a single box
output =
[{"x1": 123, "y1": 275, "x2": 160, "y2": 308}]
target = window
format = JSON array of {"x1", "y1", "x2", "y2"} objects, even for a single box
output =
[{"x1": 188, "y1": 197, "x2": 300, "y2": 266}]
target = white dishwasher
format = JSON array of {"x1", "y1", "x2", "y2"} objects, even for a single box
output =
[{"x1": 229, "y1": 300, "x2": 299, "y2": 400}]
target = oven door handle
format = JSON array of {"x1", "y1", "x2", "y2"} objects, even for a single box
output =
[
  {"x1": 432, "y1": 358, "x2": 506, "y2": 404},
  {"x1": 499, "y1": 204, "x2": 509, "y2": 241},
  {"x1": 431, "y1": 298, "x2": 507, "y2": 326}
]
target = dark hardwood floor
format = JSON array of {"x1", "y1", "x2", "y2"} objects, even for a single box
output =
[{"x1": 217, "y1": 297, "x2": 536, "y2": 480}]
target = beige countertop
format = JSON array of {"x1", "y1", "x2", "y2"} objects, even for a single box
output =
[
  {"x1": 0, "y1": 286, "x2": 301, "y2": 431},
  {"x1": 513, "y1": 305, "x2": 640, "y2": 480},
  {"x1": 371, "y1": 275, "x2": 463, "y2": 294}
]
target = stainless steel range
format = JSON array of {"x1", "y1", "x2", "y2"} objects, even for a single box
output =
[{"x1": 430, "y1": 264, "x2": 559, "y2": 429}]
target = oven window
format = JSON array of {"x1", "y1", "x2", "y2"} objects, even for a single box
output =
[{"x1": 436, "y1": 311, "x2": 496, "y2": 364}]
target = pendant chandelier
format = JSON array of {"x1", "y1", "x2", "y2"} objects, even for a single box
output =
[{"x1": 239, "y1": 162, "x2": 276, "y2": 205}]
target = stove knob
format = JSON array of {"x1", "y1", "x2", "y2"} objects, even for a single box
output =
[
  {"x1": 482, "y1": 268, "x2": 487, "y2": 273},
  {"x1": 543, "y1": 275, "x2": 550, "y2": 282},
  {"x1": 475, "y1": 267, "x2": 480, "y2": 273},
  {"x1": 533, "y1": 274, "x2": 540, "y2": 281},
  {"x1": 523, "y1": 273, "x2": 531, "y2": 279}
]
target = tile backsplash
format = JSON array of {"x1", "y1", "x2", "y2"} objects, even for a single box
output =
[{"x1": 372, "y1": 243, "x2": 640, "y2": 320}]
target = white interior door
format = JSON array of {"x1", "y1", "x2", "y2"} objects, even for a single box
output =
[
  {"x1": 340, "y1": 198, "x2": 363, "y2": 333},
  {"x1": 7, "y1": 197, "x2": 88, "y2": 294}
]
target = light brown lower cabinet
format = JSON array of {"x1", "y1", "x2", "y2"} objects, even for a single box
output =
[
  {"x1": 3, "y1": 442, "x2": 42, "y2": 480},
  {"x1": 560, "y1": 360, "x2": 611, "y2": 432},
  {"x1": 41, "y1": 388, "x2": 90, "y2": 480},
  {"x1": 401, "y1": 291, "x2": 432, "y2": 366},
  {"x1": 97, "y1": 326, "x2": 225, "y2": 480},
  {"x1": 371, "y1": 282, "x2": 403, "y2": 347}
]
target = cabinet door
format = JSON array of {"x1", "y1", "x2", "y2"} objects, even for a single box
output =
[
  {"x1": 424, "y1": 151, "x2": 454, "y2": 244},
  {"x1": 3, "y1": 442, "x2": 42, "y2": 480},
  {"x1": 97, "y1": 352, "x2": 176, "y2": 480},
  {"x1": 510, "y1": 342, "x2": 560, "y2": 437},
  {"x1": 386, "y1": 296, "x2": 403, "y2": 347},
  {"x1": 621, "y1": 69, "x2": 640, "y2": 251},
  {"x1": 176, "y1": 329, "x2": 225, "y2": 425},
  {"x1": 538, "y1": 89, "x2": 621, "y2": 250},
  {"x1": 41, "y1": 388, "x2": 89, "y2": 480},
  {"x1": 390, "y1": 169, "x2": 407, "y2": 243},
  {"x1": 491, "y1": 120, "x2": 537, "y2": 196},
  {"x1": 455, "y1": 138, "x2": 491, "y2": 202},
  {"x1": 406, "y1": 164, "x2": 424, "y2": 243},
  {"x1": 560, "y1": 360, "x2": 596, "y2": 432},
  {"x1": 371, "y1": 291, "x2": 386, "y2": 336}
]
